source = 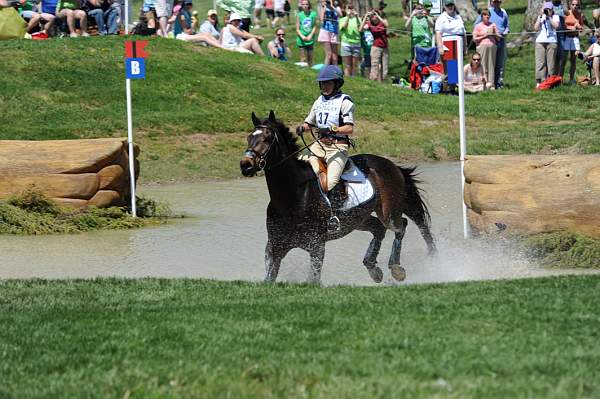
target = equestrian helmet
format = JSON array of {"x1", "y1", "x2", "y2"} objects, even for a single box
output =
[{"x1": 316, "y1": 65, "x2": 344, "y2": 91}]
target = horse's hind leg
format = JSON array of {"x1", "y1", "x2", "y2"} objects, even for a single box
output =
[
  {"x1": 388, "y1": 215, "x2": 408, "y2": 282},
  {"x1": 265, "y1": 240, "x2": 290, "y2": 282},
  {"x1": 357, "y1": 216, "x2": 386, "y2": 283}
]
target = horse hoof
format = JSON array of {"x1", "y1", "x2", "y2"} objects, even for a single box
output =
[
  {"x1": 368, "y1": 266, "x2": 383, "y2": 283},
  {"x1": 389, "y1": 265, "x2": 406, "y2": 282}
]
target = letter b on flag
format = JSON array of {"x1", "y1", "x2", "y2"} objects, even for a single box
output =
[{"x1": 126, "y1": 58, "x2": 146, "y2": 79}]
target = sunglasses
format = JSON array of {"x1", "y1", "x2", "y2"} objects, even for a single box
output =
[
  {"x1": 277, "y1": 33, "x2": 285, "y2": 36},
  {"x1": 472, "y1": 58, "x2": 481, "y2": 61}
]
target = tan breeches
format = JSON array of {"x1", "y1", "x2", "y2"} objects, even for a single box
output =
[{"x1": 298, "y1": 141, "x2": 348, "y2": 191}]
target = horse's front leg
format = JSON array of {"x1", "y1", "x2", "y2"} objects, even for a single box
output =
[
  {"x1": 308, "y1": 243, "x2": 325, "y2": 284},
  {"x1": 264, "y1": 239, "x2": 290, "y2": 282}
]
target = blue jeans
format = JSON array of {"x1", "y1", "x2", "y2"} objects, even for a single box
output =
[
  {"x1": 89, "y1": 6, "x2": 118, "y2": 34},
  {"x1": 494, "y1": 38, "x2": 506, "y2": 87}
]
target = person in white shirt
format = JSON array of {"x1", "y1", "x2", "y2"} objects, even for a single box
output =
[
  {"x1": 434, "y1": 0, "x2": 467, "y2": 57},
  {"x1": 221, "y1": 12, "x2": 265, "y2": 54},
  {"x1": 534, "y1": 1, "x2": 560, "y2": 85}
]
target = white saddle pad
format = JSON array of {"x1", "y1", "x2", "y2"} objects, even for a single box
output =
[{"x1": 340, "y1": 161, "x2": 375, "y2": 210}]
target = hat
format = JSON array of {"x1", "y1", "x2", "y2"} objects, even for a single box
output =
[
  {"x1": 229, "y1": 12, "x2": 241, "y2": 21},
  {"x1": 207, "y1": 8, "x2": 217, "y2": 16},
  {"x1": 183, "y1": 0, "x2": 192, "y2": 5},
  {"x1": 543, "y1": 1, "x2": 553, "y2": 8},
  {"x1": 445, "y1": 0, "x2": 455, "y2": 5}
]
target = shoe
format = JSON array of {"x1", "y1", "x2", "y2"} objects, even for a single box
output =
[
  {"x1": 536, "y1": 82, "x2": 540, "y2": 89},
  {"x1": 81, "y1": 32, "x2": 90, "y2": 37},
  {"x1": 70, "y1": 32, "x2": 78, "y2": 38}
]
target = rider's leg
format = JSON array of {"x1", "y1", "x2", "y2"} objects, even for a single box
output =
[{"x1": 325, "y1": 144, "x2": 348, "y2": 191}]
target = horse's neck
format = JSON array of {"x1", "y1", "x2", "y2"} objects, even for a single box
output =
[{"x1": 265, "y1": 157, "x2": 316, "y2": 210}]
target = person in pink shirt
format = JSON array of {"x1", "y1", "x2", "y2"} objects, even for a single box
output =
[{"x1": 473, "y1": 9, "x2": 501, "y2": 89}]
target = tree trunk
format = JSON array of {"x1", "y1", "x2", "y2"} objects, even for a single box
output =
[
  {"x1": 455, "y1": 0, "x2": 477, "y2": 22},
  {"x1": 524, "y1": 0, "x2": 544, "y2": 31}
]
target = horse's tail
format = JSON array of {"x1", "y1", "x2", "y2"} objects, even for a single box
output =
[{"x1": 398, "y1": 166, "x2": 437, "y2": 255}]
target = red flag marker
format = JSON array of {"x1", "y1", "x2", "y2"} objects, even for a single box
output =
[{"x1": 125, "y1": 41, "x2": 150, "y2": 59}]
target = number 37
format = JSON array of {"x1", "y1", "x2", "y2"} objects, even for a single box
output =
[{"x1": 318, "y1": 112, "x2": 329, "y2": 125}]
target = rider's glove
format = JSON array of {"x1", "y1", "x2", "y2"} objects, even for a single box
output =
[{"x1": 296, "y1": 125, "x2": 305, "y2": 137}]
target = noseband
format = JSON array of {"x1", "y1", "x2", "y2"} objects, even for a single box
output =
[{"x1": 244, "y1": 125, "x2": 279, "y2": 171}]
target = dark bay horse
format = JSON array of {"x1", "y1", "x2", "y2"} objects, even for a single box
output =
[{"x1": 240, "y1": 111, "x2": 436, "y2": 283}]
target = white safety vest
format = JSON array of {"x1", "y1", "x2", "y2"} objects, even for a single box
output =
[{"x1": 313, "y1": 93, "x2": 353, "y2": 130}]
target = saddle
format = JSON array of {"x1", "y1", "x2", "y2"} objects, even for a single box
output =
[{"x1": 315, "y1": 158, "x2": 349, "y2": 209}]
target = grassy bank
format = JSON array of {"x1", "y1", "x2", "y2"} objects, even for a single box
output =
[
  {"x1": 1, "y1": 0, "x2": 600, "y2": 181},
  {"x1": 1, "y1": 276, "x2": 600, "y2": 398},
  {"x1": 0, "y1": 188, "x2": 171, "y2": 234}
]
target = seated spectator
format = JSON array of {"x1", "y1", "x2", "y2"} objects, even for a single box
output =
[
  {"x1": 473, "y1": 9, "x2": 500, "y2": 90},
  {"x1": 295, "y1": 0, "x2": 316, "y2": 66},
  {"x1": 268, "y1": 27, "x2": 290, "y2": 60},
  {"x1": 173, "y1": 0, "x2": 222, "y2": 47},
  {"x1": 464, "y1": 52, "x2": 486, "y2": 92},
  {"x1": 405, "y1": 2, "x2": 434, "y2": 57},
  {"x1": 199, "y1": 8, "x2": 220, "y2": 40},
  {"x1": 16, "y1": 0, "x2": 41, "y2": 33},
  {"x1": 38, "y1": 0, "x2": 57, "y2": 35},
  {"x1": 86, "y1": 0, "x2": 118, "y2": 35},
  {"x1": 580, "y1": 29, "x2": 600, "y2": 85},
  {"x1": 56, "y1": 0, "x2": 89, "y2": 37},
  {"x1": 142, "y1": 0, "x2": 157, "y2": 35},
  {"x1": 221, "y1": 12, "x2": 265, "y2": 55},
  {"x1": 339, "y1": 3, "x2": 361, "y2": 76},
  {"x1": 167, "y1": 0, "x2": 182, "y2": 33}
]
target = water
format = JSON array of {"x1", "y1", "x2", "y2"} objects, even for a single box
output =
[{"x1": 1, "y1": 163, "x2": 595, "y2": 285}]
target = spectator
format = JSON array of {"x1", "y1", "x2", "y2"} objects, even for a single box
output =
[
  {"x1": 534, "y1": 1, "x2": 560, "y2": 87},
  {"x1": 272, "y1": 0, "x2": 284, "y2": 27},
  {"x1": 221, "y1": 12, "x2": 265, "y2": 54},
  {"x1": 154, "y1": 0, "x2": 172, "y2": 37},
  {"x1": 435, "y1": 0, "x2": 467, "y2": 87},
  {"x1": 199, "y1": 8, "x2": 220, "y2": 40},
  {"x1": 360, "y1": 28, "x2": 373, "y2": 78},
  {"x1": 473, "y1": 9, "x2": 500, "y2": 90},
  {"x1": 475, "y1": 0, "x2": 509, "y2": 88},
  {"x1": 296, "y1": 0, "x2": 317, "y2": 66},
  {"x1": 594, "y1": 0, "x2": 600, "y2": 29},
  {"x1": 552, "y1": 0, "x2": 566, "y2": 79},
  {"x1": 268, "y1": 27, "x2": 290, "y2": 60},
  {"x1": 318, "y1": 0, "x2": 341, "y2": 65},
  {"x1": 253, "y1": 0, "x2": 263, "y2": 28},
  {"x1": 56, "y1": 0, "x2": 89, "y2": 37},
  {"x1": 87, "y1": 0, "x2": 118, "y2": 35},
  {"x1": 361, "y1": 9, "x2": 388, "y2": 82},
  {"x1": 560, "y1": 0, "x2": 584, "y2": 84},
  {"x1": 218, "y1": 0, "x2": 254, "y2": 31},
  {"x1": 38, "y1": 0, "x2": 57, "y2": 35},
  {"x1": 173, "y1": 0, "x2": 222, "y2": 46},
  {"x1": 405, "y1": 2, "x2": 433, "y2": 57},
  {"x1": 338, "y1": 3, "x2": 361, "y2": 76},
  {"x1": 17, "y1": 0, "x2": 42, "y2": 33},
  {"x1": 580, "y1": 29, "x2": 600, "y2": 84},
  {"x1": 264, "y1": 0, "x2": 274, "y2": 27},
  {"x1": 464, "y1": 52, "x2": 487, "y2": 92},
  {"x1": 142, "y1": 0, "x2": 158, "y2": 35}
]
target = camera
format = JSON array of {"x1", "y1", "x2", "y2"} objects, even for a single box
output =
[
  {"x1": 577, "y1": 52, "x2": 585, "y2": 60},
  {"x1": 543, "y1": 8, "x2": 551, "y2": 15}
]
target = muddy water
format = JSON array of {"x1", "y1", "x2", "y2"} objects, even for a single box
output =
[{"x1": 1, "y1": 163, "x2": 595, "y2": 285}]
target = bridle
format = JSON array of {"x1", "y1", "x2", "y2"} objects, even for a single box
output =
[
  {"x1": 243, "y1": 125, "x2": 279, "y2": 171},
  {"x1": 243, "y1": 124, "x2": 314, "y2": 172}
]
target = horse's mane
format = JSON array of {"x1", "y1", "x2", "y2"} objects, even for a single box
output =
[{"x1": 263, "y1": 117, "x2": 301, "y2": 154}]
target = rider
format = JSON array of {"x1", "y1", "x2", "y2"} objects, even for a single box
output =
[{"x1": 298, "y1": 64, "x2": 355, "y2": 231}]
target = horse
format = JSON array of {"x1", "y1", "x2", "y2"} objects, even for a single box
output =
[{"x1": 240, "y1": 111, "x2": 436, "y2": 283}]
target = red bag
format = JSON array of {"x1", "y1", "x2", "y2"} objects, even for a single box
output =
[{"x1": 536, "y1": 75, "x2": 562, "y2": 91}]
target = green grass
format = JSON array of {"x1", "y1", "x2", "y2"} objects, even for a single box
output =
[
  {"x1": 524, "y1": 232, "x2": 600, "y2": 268},
  {"x1": 1, "y1": 0, "x2": 600, "y2": 181},
  {"x1": 1, "y1": 276, "x2": 600, "y2": 398},
  {"x1": 0, "y1": 188, "x2": 172, "y2": 234}
]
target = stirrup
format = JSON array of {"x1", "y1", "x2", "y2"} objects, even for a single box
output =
[{"x1": 327, "y1": 215, "x2": 341, "y2": 233}]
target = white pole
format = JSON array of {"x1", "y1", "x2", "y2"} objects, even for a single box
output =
[
  {"x1": 125, "y1": 0, "x2": 129, "y2": 34},
  {"x1": 126, "y1": 78, "x2": 137, "y2": 217},
  {"x1": 455, "y1": 36, "x2": 469, "y2": 239}
]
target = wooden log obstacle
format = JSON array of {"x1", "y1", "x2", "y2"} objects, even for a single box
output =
[
  {"x1": 464, "y1": 155, "x2": 600, "y2": 239},
  {"x1": 0, "y1": 138, "x2": 139, "y2": 208}
]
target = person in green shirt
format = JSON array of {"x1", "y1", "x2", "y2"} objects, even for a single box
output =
[
  {"x1": 296, "y1": 0, "x2": 317, "y2": 66},
  {"x1": 56, "y1": 0, "x2": 88, "y2": 36},
  {"x1": 339, "y1": 3, "x2": 361, "y2": 76},
  {"x1": 405, "y1": 2, "x2": 433, "y2": 57}
]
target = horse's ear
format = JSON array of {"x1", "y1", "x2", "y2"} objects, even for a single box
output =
[
  {"x1": 251, "y1": 112, "x2": 260, "y2": 127},
  {"x1": 268, "y1": 110, "x2": 276, "y2": 122}
]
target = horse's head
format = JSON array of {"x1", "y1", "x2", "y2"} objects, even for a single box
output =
[{"x1": 240, "y1": 110, "x2": 280, "y2": 177}]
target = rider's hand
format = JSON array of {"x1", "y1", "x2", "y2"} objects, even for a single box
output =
[{"x1": 296, "y1": 125, "x2": 305, "y2": 137}]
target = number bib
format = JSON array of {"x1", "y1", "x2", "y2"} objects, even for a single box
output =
[{"x1": 313, "y1": 94, "x2": 352, "y2": 130}]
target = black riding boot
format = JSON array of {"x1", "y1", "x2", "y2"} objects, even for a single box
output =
[{"x1": 325, "y1": 183, "x2": 346, "y2": 233}]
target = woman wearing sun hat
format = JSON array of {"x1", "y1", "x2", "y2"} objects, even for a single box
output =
[
  {"x1": 221, "y1": 12, "x2": 265, "y2": 54},
  {"x1": 534, "y1": 1, "x2": 560, "y2": 86}
]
